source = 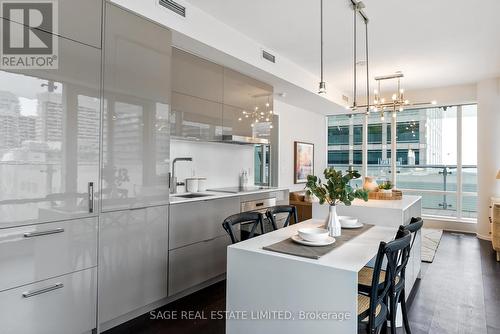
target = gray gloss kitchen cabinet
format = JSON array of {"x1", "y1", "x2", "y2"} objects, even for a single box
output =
[
  {"x1": 170, "y1": 48, "x2": 224, "y2": 140},
  {"x1": 168, "y1": 197, "x2": 240, "y2": 295},
  {"x1": 169, "y1": 197, "x2": 240, "y2": 249},
  {"x1": 0, "y1": 0, "x2": 102, "y2": 48},
  {"x1": 169, "y1": 235, "x2": 230, "y2": 296},
  {"x1": 102, "y1": 3, "x2": 171, "y2": 211},
  {"x1": 0, "y1": 19, "x2": 101, "y2": 229},
  {"x1": 222, "y1": 68, "x2": 274, "y2": 138},
  {"x1": 171, "y1": 92, "x2": 223, "y2": 141},
  {"x1": 99, "y1": 206, "x2": 168, "y2": 325},
  {"x1": 172, "y1": 48, "x2": 223, "y2": 102}
]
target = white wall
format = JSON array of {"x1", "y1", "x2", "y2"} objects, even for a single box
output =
[
  {"x1": 476, "y1": 78, "x2": 500, "y2": 239},
  {"x1": 170, "y1": 140, "x2": 254, "y2": 191},
  {"x1": 275, "y1": 99, "x2": 327, "y2": 192}
]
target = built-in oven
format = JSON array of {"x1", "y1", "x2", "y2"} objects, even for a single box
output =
[{"x1": 239, "y1": 197, "x2": 279, "y2": 239}]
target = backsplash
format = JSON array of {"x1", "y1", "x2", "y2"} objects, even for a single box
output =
[{"x1": 170, "y1": 140, "x2": 255, "y2": 191}]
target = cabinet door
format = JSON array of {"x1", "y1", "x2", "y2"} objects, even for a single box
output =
[
  {"x1": 102, "y1": 3, "x2": 171, "y2": 211},
  {"x1": 169, "y1": 197, "x2": 240, "y2": 250},
  {"x1": 0, "y1": 267, "x2": 97, "y2": 334},
  {"x1": 171, "y1": 92, "x2": 223, "y2": 141},
  {"x1": 99, "y1": 206, "x2": 168, "y2": 324},
  {"x1": 172, "y1": 48, "x2": 223, "y2": 103},
  {"x1": 0, "y1": 19, "x2": 101, "y2": 229},
  {"x1": 168, "y1": 235, "x2": 229, "y2": 296},
  {"x1": 222, "y1": 68, "x2": 273, "y2": 138},
  {"x1": 0, "y1": 217, "x2": 97, "y2": 292},
  {"x1": 0, "y1": 0, "x2": 102, "y2": 48}
]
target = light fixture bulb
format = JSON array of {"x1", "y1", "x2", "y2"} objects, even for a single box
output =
[
  {"x1": 250, "y1": 123, "x2": 254, "y2": 127},
  {"x1": 381, "y1": 113, "x2": 385, "y2": 121},
  {"x1": 255, "y1": 106, "x2": 259, "y2": 111},
  {"x1": 238, "y1": 117, "x2": 242, "y2": 121},
  {"x1": 318, "y1": 81, "x2": 327, "y2": 94},
  {"x1": 269, "y1": 124, "x2": 273, "y2": 129},
  {"x1": 392, "y1": 93, "x2": 397, "y2": 101},
  {"x1": 374, "y1": 89, "x2": 379, "y2": 95},
  {"x1": 381, "y1": 98, "x2": 386, "y2": 103},
  {"x1": 265, "y1": 102, "x2": 270, "y2": 107},
  {"x1": 245, "y1": 114, "x2": 249, "y2": 118},
  {"x1": 399, "y1": 107, "x2": 404, "y2": 112},
  {"x1": 431, "y1": 100, "x2": 437, "y2": 105},
  {"x1": 260, "y1": 112, "x2": 264, "y2": 115},
  {"x1": 392, "y1": 112, "x2": 397, "y2": 118},
  {"x1": 405, "y1": 100, "x2": 409, "y2": 105},
  {"x1": 266, "y1": 118, "x2": 269, "y2": 122},
  {"x1": 400, "y1": 89, "x2": 404, "y2": 94}
]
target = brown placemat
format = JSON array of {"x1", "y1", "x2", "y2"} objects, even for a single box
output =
[{"x1": 262, "y1": 224, "x2": 374, "y2": 259}]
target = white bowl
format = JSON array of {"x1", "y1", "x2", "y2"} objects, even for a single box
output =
[
  {"x1": 339, "y1": 216, "x2": 359, "y2": 226},
  {"x1": 298, "y1": 228, "x2": 329, "y2": 242}
]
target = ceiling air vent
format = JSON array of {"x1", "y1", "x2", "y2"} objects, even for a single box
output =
[
  {"x1": 159, "y1": 0, "x2": 186, "y2": 17},
  {"x1": 262, "y1": 50, "x2": 276, "y2": 63}
]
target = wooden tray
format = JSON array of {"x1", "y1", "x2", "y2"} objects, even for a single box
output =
[{"x1": 368, "y1": 190, "x2": 402, "y2": 200}]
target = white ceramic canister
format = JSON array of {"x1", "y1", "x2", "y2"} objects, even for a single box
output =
[
  {"x1": 185, "y1": 178, "x2": 199, "y2": 193},
  {"x1": 197, "y1": 177, "x2": 207, "y2": 192}
]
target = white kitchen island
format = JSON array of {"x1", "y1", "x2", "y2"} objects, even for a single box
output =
[{"x1": 226, "y1": 219, "x2": 398, "y2": 334}]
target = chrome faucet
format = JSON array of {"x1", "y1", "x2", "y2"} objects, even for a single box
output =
[{"x1": 170, "y1": 157, "x2": 193, "y2": 194}]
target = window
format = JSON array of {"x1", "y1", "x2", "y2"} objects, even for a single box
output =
[
  {"x1": 328, "y1": 126, "x2": 349, "y2": 145},
  {"x1": 327, "y1": 104, "x2": 478, "y2": 221}
]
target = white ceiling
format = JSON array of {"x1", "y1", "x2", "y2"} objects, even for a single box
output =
[{"x1": 185, "y1": 0, "x2": 500, "y2": 95}]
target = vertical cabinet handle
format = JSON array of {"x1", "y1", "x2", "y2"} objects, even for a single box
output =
[
  {"x1": 88, "y1": 182, "x2": 94, "y2": 213},
  {"x1": 22, "y1": 283, "x2": 64, "y2": 298}
]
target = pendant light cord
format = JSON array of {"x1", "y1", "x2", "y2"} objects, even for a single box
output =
[
  {"x1": 353, "y1": 4, "x2": 357, "y2": 108},
  {"x1": 320, "y1": 0, "x2": 324, "y2": 83},
  {"x1": 365, "y1": 20, "x2": 369, "y2": 113}
]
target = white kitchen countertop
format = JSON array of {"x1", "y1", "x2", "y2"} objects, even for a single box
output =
[{"x1": 168, "y1": 187, "x2": 289, "y2": 204}]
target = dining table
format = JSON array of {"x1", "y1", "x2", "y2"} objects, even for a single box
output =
[{"x1": 225, "y1": 218, "x2": 400, "y2": 334}]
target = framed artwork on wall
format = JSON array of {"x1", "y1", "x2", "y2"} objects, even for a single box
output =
[{"x1": 294, "y1": 141, "x2": 314, "y2": 184}]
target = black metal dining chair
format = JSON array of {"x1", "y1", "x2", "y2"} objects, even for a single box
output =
[
  {"x1": 358, "y1": 229, "x2": 411, "y2": 334},
  {"x1": 222, "y1": 212, "x2": 264, "y2": 244},
  {"x1": 265, "y1": 205, "x2": 298, "y2": 230}
]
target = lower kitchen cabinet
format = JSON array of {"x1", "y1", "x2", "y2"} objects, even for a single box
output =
[
  {"x1": 0, "y1": 217, "x2": 97, "y2": 292},
  {"x1": 99, "y1": 205, "x2": 168, "y2": 325},
  {"x1": 168, "y1": 234, "x2": 230, "y2": 296},
  {"x1": 0, "y1": 267, "x2": 97, "y2": 334},
  {"x1": 169, "y1": 197, "x2": 240, "y2": 249}
]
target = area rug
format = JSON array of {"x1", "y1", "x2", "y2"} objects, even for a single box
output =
[{"x1": 421, "y1": 228, "x2": 443, "y2": 263}]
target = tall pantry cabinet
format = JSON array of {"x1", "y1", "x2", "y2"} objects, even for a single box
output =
[{"x1": 0, "y1": 1, "x2": 172, "y2": 333}]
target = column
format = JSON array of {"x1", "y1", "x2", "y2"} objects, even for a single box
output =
[{"x1": 477, "y1": 78, "x2": 500, "y2": 239}]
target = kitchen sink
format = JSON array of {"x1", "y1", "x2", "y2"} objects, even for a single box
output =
[{"x1": 172, "y1": 193, "x2": 214, "y2": 199}]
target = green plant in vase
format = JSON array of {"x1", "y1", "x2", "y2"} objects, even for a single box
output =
[{"x1": 305, "y1": 168, "x2": 368, "y2": 237}]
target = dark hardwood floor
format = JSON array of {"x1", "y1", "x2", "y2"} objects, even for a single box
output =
[{"x1": 105, "y1": 232, "x2": 500, "y2": 334}]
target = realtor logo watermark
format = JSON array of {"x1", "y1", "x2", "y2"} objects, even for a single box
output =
[{"x1": 1, "y1": 0, "x2": 58, "y2": 69}]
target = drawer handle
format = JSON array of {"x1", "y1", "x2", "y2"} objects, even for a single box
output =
[
  {"x1": 24, "y1": 228, "x2": 64, "y2": 238},
  {"x1": 22, "y1": 283, "x2": 63, "y2": 298}
]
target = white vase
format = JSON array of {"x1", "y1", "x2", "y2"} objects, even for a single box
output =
[
  {"x1": 363, "y1": 176, "x2": 378, "y2": 192},
  {"x1": 326, "y1": 205, "x2": 341, "y2": 237}
]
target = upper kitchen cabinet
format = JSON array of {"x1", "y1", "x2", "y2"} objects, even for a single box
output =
[
  {"x1": 172, "y1": 48, "x2": 223, "y2": 103},
  {"x1": 171, "y1": 92, "x2": 223, "y2": 141},
  {"x1": 223, "y1": 68, "x2": 273, "y2": 138},
  {"x1": 170, "y1": 49, "x2": 223, "y2": 140},
  {"x1": 102, "y1": 3, "x2": 171, "y2": 211},
  {"x1": 0, "y1": 0, "x2": 102, "y2": 48},
  {"x1": 0, "y1": 19, "x2": 101, "y2": 229}
]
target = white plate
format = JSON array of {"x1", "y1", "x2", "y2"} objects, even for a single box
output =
[
  {"x1": 341, "y1": 222, "x2": 364, "y2": 229},
  {"x1": 291, "y1": 234, "x2": 336, "y2": 246}
]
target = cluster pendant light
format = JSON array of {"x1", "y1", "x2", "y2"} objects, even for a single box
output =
[{"x1": 238, "y1": 95, "x2": 274, "y2": 130}]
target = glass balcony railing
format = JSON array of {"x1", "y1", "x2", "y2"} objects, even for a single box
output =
[{"x1": 327, "y1": 164, "x2": 478, "y2": 220}]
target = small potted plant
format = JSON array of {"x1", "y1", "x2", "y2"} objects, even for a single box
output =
[
  {"x1": 378, "y1": 180, "x2": 393, "y2": 194},
  {"x1": 305, "y1": 168, "x2": 368, "y2": 237}
]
